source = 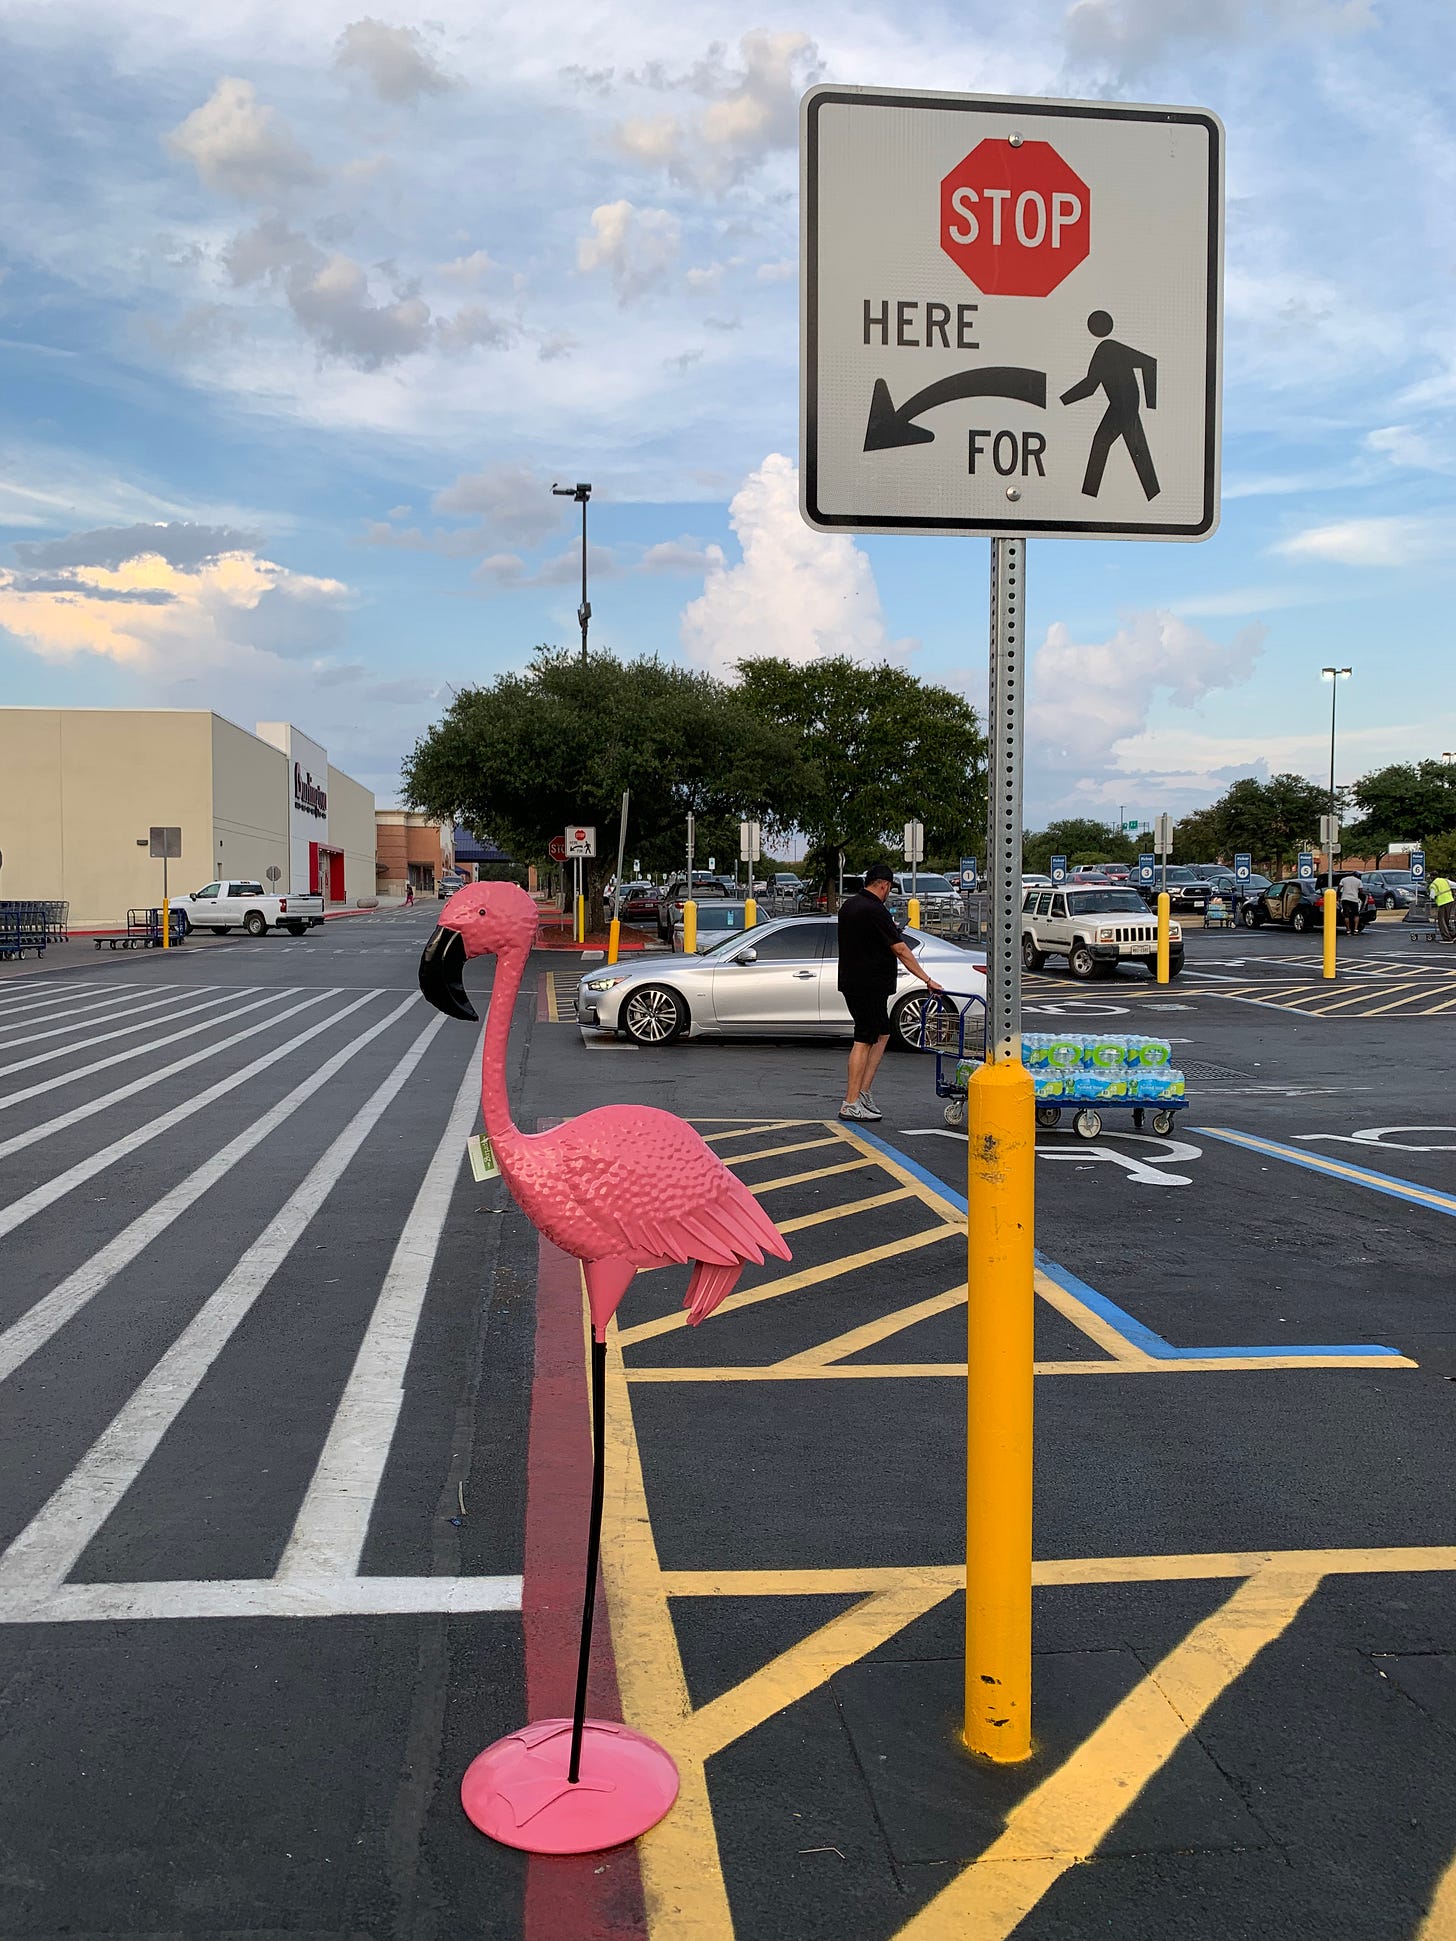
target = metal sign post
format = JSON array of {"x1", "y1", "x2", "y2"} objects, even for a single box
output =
[
  {"x1": 149, "y1": 826, "x2": 181, "y2": 950},
  {"x1": 799, "y1": 79, "x2": 1223, "y2": 1772}
]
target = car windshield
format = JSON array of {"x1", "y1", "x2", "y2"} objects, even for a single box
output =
[
  {"x1": 1378, "y1": 871, "x2": 1414, "y2": 884},
  {"x1": 1068, "y1": 891, "x2": 1148, "y2": 915},
  {"x1": 1162, "y1": 867, "x2": 1197, "y2": 882}
]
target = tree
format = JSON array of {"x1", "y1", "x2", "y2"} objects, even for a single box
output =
[
  {"x1": 402, "y1": 648, "x2": 806, "y2": 928},
  {"x1": 1164, "y1": 803, "x2": 1223, "y2": 861},
  {"x1": 1345, "y1": 760, "x2": 1456, "y2": 859},
  {"x1": 1021, "y1": 819, "x2": 1136, "y2": 873},
  {"x1": 1206, "y1": 774, "x2": 1329, "y2": 873},
  {"x1": 734, "y1": 657, "x2": 986, "y2": 892}
]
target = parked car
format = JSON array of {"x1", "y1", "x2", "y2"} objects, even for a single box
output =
[
  {"x1": 1244, "y1": 878, "x2": 1376, "y2": 932},
  {"x1": 756, "y1": 871, "x2": 807, "y2": 908},
  {"x1": 890, "y1": 873, "x2": 961, "y2": 922},
  {"x1": 655, "y1": 874, "x2": 732, "y2": 941},
  {"x1": 577, "y1": 915, "x2": 986, "y2": 1050},
  {"x1": 1022, "y1": 884, "x2": 1183, "y2": 979},
  {"x1": 1134, "y1": 866, "x2": 1210, "y2": 914},
  {"x1": 438, "y1": 869, "x2": 468, "y2": 898},
  {"x1": 170, "y1": 879, "x2": 324, "y2": 938},
  {"x1": 1198, "y1": 868, "x2": 1272, "y2": 902},
  {"x1": 618, "y1": 881, "x2": 660, "y2": 922},
  {"x1": 672, "y1": 901, "x2": 750, "y2": 953},
  {"x1": 1363, "y1": 869, "x2": 1420, "y2": 910}
]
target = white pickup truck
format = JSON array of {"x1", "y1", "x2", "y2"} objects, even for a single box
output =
[{"x1": 170, "y1": 879, "x2": 325, "y2": 938}]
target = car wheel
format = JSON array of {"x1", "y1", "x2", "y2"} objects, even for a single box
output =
[
  {"x1": 890, "y1": 992, "x2": 955, "y2": 1052},
  {"x1": 286, "y1": 923, "x2": 307, "y2": 937},
  {"x1": 244, "y1": 912, "x2": 268, "y2": 937},
  {"x1": 1291, "y1": 907, "x2": 1311, "y2": 933},
  {"x1": 1240, "y1": 906, "x2": 1258, "y2": 928},
  {"x1": 215, "y1": 925, "x2": 233, "y2": 934},
  {"x1": 1022, "y1": 935, "x2": 1047, "y2": 971},
  {"x1": 1069, "y1": 943, "x2": 1098, "y2": 980},
  {"x1": 1165, "y1": 959, "x2": 1184, "y2": 979},
  {"x1": 1384, "y1": 893, "x2": 1397, "y2": 910},
  {"x1": 622, "y1": 984, "x2": 688, "y2": 1046}
]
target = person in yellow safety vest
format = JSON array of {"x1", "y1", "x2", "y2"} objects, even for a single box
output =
[{"x1": 1431, "y1": 872, "x2": 1456, "y2": 943}]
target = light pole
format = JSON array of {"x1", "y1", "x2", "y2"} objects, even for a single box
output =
[
  {"x1": 1321, "y1": 666, "x2": 1352, "y2": 892},
  {"x1": 552, "y1": 481, "x2": 592, "y2": 662}
]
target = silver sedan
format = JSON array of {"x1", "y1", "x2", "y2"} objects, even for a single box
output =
[{"x1": 575, "y1": 914, "x2": 986, "y2": 1049}]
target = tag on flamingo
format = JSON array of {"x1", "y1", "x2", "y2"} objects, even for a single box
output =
[{"x1": 467, "y1": 1134, "x2": 501, "y2": 1182}]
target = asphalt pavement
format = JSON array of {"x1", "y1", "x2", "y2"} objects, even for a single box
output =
[{"x1": 0, "y1": 910, "x2": 1453, "y2": 1940}]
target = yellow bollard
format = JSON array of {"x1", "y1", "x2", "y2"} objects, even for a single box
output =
[
  {"x1": 964, "y1": 1056, "x2": 1036, "y2": 1763},
  {"x1": 575, "y1": 893, "x2": 585, "y2": 944},
  {"x1": 908, "y1": 895, "x2": 922, "y2": 929},
  {"x1": 161, "y1": 895, "x2": 170, "y2": 951},
  {"x1": 607, "y1": 917, "x2": 621, "y2": 965},
  {"x1": 683, "y1": 899, "x2": 697, "y2": 954},
  {"x1": 1323, "y1": 887, "x2": 1337, "y2": 980},
  {"x1": 1156, "y1": 892, "x2": 1171, "y2": 984},
  {"x1": 743, "y1": 896, "x2": 757, "y2": 929}
]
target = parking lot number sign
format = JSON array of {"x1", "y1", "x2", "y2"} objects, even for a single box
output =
[
  {"x1": 1050, "y1": 855, "x2": 1067, "y2": 883},
  {"x1": 1410, "y1": 849, "x2": 1427, "y2": 882},
  {"x1": 801, "y1": 86, "x2": 1223, "y2": 539},
  {"x1": 1297, "y1": 852, "x2": 1315, "y2": 880},
  {"x1": 1138, "y1": 853, "x2": 1155, "y2": 884},
  {"x1": 565, "y1": 826, "x2": 596, "y2": 859},
  {"x1": 961, "y1": 857, "x2": 978, "y2": 889},
  {"x1": 1234, "y1": 852, "x2": 1251, "y2": 880}
]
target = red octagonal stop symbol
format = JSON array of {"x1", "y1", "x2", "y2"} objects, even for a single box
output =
[{"x1": 940, "y1": 139, "x2": 1090, "y2": 298}]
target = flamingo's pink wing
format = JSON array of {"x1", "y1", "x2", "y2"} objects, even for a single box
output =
[{"x1": 518, "y1": 1106, "x2": 791, "y2": 1269}]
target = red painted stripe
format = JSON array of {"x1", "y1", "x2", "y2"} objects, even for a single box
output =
[{"x1": 523, "y1": 1229, "x2": 647, "y2": 1937}]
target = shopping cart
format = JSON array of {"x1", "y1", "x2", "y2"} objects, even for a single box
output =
[{"x1": 934, "y1": 1012, "x2": 1190, "y2": 1139}]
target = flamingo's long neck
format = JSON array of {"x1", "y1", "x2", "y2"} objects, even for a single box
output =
[{"x1": 479, "y1": 938, "x2": 528, "y2": 1160}]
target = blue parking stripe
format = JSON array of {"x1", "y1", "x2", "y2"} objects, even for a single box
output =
[
  {"x1": 849, "y1": 1123, "x2": 1405, "y2": 1363},
  {"x1": 1199, "y1": 1125, "x2": 1456, "y2": 1219}
]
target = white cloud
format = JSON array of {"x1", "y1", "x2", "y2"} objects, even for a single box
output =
[
  {"x1": 1273, "y1": 516, "x2": 1456, "y2": 567},
  {"x1": 431, "y1": 461, "x2": 567, "y2": 547},
  {"x1": 612, "y1": 32, "x2": 822, "y2": 192},
  {"x1": 224, "y1": 216, "x2": 432, "y2": 367},
  {"x1": 1028, "y1": 610, "x2": 1265, "y2": 813},
  {"x1": 680, "y1": 453, "x2": 910, "y2": 675},
  {"x1": 1363, "y1": 423, "x2": 1456, "y2": 475},
  {"x1": 335, "y1": 18, "x2": 458, "y2": 104},
  {"x1": 474, "y1": 543, "x2": 619, "y2": 588},
  {"x1": 756, "y1": 260, "x2": 795, "y2": 283},
  {"x1": 577, "y1": 201, "x2": 681, "y2": 305},
  {"x1": 437, "y1": 249, "x2": 496, "y2": 285},
  {"x1": 0, "y1": 534, "x2": 348, "y2": 673},
  {"x1": 1064, "y1": 0, "x2": 1371, "y2": 73},
  {"x1": 166, "y1": 78, "x2": 318, "y2": 202},
  {"x1": 639, "y1": 537, "x2": 713, "y2": 574},
  {"x1": 434, "y1": 304, "x2": 516, "y2": 352}
]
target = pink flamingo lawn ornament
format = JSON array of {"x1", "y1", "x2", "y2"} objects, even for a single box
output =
[{"x1": 419, "y1": 881, "x2": 791, "y2": 1853}]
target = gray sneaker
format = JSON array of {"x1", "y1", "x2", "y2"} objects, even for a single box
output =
[
  {"x1": 856, "y1": 1090, "x2": 883, "y2": 1120},
  {"x1": 838, "y1": 1100, "x2": 874, "y2": 1121}
]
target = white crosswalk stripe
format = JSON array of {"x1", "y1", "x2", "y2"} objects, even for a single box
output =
[
  {"x1": 0, "y1": 985, "x2": 168, "y2": 1038},
  {"x1": 0, "y1": 985, "x2": 242, "y2": 1076}
]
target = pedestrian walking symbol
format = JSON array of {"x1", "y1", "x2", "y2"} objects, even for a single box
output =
[{"x1": 1059, "y1": 311, "x2": 1160, "y2": 501}]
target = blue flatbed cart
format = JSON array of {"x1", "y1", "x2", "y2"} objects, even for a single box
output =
[{"x1": 932, "y1": 1004, "x2": 1190, "y2": 1139}]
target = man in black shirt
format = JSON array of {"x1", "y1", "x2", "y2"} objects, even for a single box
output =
[{"x1": 837, "y1": 863, "x2": 943, "y2": 1122}]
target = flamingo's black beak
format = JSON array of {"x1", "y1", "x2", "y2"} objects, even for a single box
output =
[{"x1": 419, "y1": 924, "x2": 478, "y2": 1021}]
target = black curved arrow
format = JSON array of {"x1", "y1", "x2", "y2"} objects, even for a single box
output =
[{"x1": 863, "y1": 366, "x2": 1047, "y2": 452}]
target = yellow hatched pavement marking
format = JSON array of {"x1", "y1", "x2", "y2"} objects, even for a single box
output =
[
  {"x1": 751, "y1": 1156, "x2": 876, "y2": 1193},
  {"x1": 1033, "y1": 1269, "x2": 1153, "y2": 1364},
  {"x1": 891, "y1": 1565, "x2": 1321, "y2": 1941},
  {"x1": 1417, "y1": 989, "x2": 1456, "y2": 1015},
  {"x1": 1303, "y1": 980, "x2": 1427, "y2": 1014},
  {"x1": 624, "y1": 1350, "x2": 1413, "y2": 1383},
  {"x1": 1417, "y1": 1847, "x2": 1456, "y2": 1938},
  {"x1": 774, "y1": 1185, "x2": 915, "y2": 1236},
  {"x1": 773, "y1": 1281, "x2": 965, "y2": 1370},
  {"x1": 680, "y1": 1583, "x2": 954, "y2": 1762},
  {"x1": 542, "y1": 973, "x2": 560, "y2": 1022},
  {"x1": 1364, "y1": 985, "x2": 1456, "y2": 1016},
  {"x1": 700, "y1": 1121, "x2": 802, "y2": 1144},
  {"x1": 615, "y1": 1224, "x2": 963, "y2": 1347},
  {"x1": 724, "y1": 1133, "x2": 842, "y2": 1167},
  {"x1": 600, "y1": 1326, "x2": 734, "y2": 1940}
]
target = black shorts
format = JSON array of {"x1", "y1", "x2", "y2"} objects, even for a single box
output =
[{"x1": 842, "y1": 988, "x2": 892, "y2": 1043}]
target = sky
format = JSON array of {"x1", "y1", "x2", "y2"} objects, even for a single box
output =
[{"x1": 0, "y1": 0, "x2": 1453, "y2": 822}]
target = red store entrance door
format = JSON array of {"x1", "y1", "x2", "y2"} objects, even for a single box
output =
[{"x1": 328, "y1": 851, "x2": 345, "y2": 904}]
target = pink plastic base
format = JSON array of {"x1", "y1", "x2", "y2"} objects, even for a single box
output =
[{"x1": 460, "y1": 1717, "x2": 680, "y2": 1854}]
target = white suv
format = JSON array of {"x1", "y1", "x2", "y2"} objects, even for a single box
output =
[{"x1": 1022, "y1": 884, "x2": 1182, "y2": 980}]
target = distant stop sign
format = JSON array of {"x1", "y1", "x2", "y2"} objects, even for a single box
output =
[
  {"x1": 548, "y1": 836, "x2": 567, "y2": 861},
  {"x1": 940, "y1": 139, "x2": 1090, "y2": 297}
]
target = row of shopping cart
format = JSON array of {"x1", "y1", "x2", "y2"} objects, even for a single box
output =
[{"x1": 0, "y1": 901, "x2": 69, "y2": 960}]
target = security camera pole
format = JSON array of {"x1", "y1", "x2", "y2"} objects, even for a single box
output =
[{"x1": 552, "y1": 481, "x2": 593, "y2": 662}]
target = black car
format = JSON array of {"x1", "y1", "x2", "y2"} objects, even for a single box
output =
[
  {"x1": 1244, "y1": 878, "x2": 1376, "y2": 933},
  {"x1": 655, "y1": 873, "x2": 732, "y2": 940},
  {"x1": 1132, "y1": 866, "x2": 1210, "y2": 914}
]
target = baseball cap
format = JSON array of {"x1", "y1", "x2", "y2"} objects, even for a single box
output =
[{"x1": 864, "y1": 863, "x2": 895, "y2": 886}]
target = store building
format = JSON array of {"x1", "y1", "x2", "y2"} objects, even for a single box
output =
[
  {"x1": 375, "y1": 810, "x2": 452, "y2": 898},
  {"x1": 0, "y1": 709, "x2": 376, "y2": 928}
]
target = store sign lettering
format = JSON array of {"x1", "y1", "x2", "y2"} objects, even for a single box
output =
[{"x1": 294, "y1": 762, "x2": 327, "y2": 819}]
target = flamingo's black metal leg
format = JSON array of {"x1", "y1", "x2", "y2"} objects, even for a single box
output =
[{"x1": 568, "y1": 1334, "x2": 608, "y2": 1784}]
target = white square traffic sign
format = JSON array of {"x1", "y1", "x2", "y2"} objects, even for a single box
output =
[
  {"x1": 565, "y1": 825, "x2": 596, "y2": 858},
  {"x1": 800, "y1": 87, "x2": 1223, "y2": 540}
]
